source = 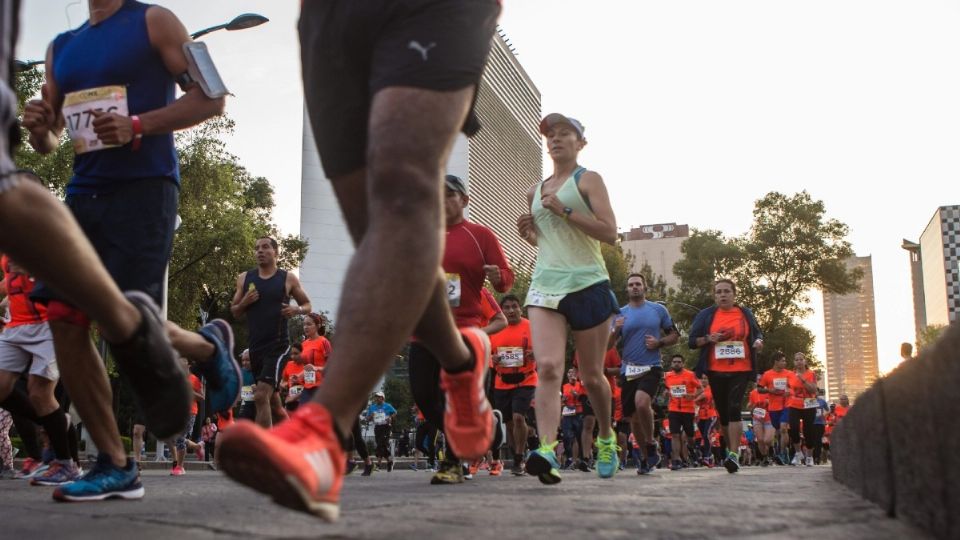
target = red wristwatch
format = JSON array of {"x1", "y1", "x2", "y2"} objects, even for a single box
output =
[{"x1": 130, "y1": 115, "x2": 143, "y2": 151}]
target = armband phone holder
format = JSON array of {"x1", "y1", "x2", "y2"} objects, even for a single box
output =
[{"x1": 181, "y1": 41, "x2": 231, "y2": 98}]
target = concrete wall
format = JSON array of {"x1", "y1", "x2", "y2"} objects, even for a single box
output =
[{"x1": 831, "y1": 322, "x2": 960, "y2": 539}]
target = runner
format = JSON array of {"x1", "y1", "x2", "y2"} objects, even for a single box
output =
[
  {"x1": 231, "y1": 236, "x2": 312, "y2": 428},
  {"x1": 0, "y1": 255, "x2": 79, "y2": 485},
  {"x1": 518, "y1": 113, "x2": 621, "y2": 484},
  {"x1": 299, "y1": 313, "x2": 331, "y2": 403},
  {"x1": 758, "y1": 352, "x2": 792, "y2": 465},
  {"x1": 694, "y1": 375, "x2": 717, "y2": 467},
  {"x1": 489, "y1": 294, "x2": 536, "y2": 476},
  {"x1": 688, "y1": 279, "x2": 763, "y2": 474},
  {"x1": 559, "y1": 368, "x2": 584, "y2": 470},
  {"x1": 834, "y1": 395, "x2": 850, "y2": 422},
  {"x1": 237, "y1": 350, "x2": 256, "y2": 421},
  {"x1": 217, "y1": 0, "x2": 502, "y2": 519},
  {"x1": 609, "y1": 273, "x2": 679, "y2": 474},
  {"x1": 811, "y1": 387, "x2": 829, "y2": 465},
  {"x1": 365, "y1": 392, "x2": 396, "y2": 472},
  {"x1": 19, "y1": 0, "x2": 240, "y2": 502},
  {"x1": 169, "y1": 359, "x2": 204, "y2": 476},
  {"x1": 786, "y1": 353, "x2": 819, "y2": 467},
  {"x1": 280, "y1": 344, "x2": 307, "y2": 412},
  {"x1": 663, "y1": 354, "x2": 702, "y2": 470},
  {"x1": 409, "y1": 173, "x2": 513, "y2": 485},
  {"x1": 747, "y1": 377, "x2": 775, "y2": 466}
]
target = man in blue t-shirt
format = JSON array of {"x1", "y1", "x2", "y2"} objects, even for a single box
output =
[
  {"x1": 365, "y1": 392, "x2": 398, "y2": 471},
  {"x1": 608, "y1": 273, "x2": 679, "y2": 474}
]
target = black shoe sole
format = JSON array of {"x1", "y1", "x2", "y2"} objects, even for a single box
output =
[{"x1": 525, "y1": 453, "x2": 561, "y2": 485}]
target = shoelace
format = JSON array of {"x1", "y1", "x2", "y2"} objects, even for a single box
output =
[{"x1": 597, "y1": 440, "x2": 622, "y2": 463}]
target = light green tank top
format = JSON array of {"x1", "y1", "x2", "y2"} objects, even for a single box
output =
[{"x1": 525, "y1": 167, "x2": 609, "y2": 307}]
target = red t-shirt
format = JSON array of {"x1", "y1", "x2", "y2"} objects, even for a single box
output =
[
  {"x1": 664, "y1": 368, "x2": 701, "y2": 413},
  {"x1": 489, "y1": 318, "x2": 537, "y2": 389},
  {"x1": 758, "y1": 369, "x2": 794, "y2": 411},
  {"x1": 301, "y1": 336, "x2": 331, "y2": 388},
  {"x1": 834, "y1": 405, "x2": 848, "y2": 420},
  {"x1": 611, "y1": 384, "x2": 623, "y2": 422},
  {"x1": 787, "y1": 370, "x2": 817, "y2": 410},
  {"x1": 696, "y1": 386, "x2": 716, "y2": 420},
  {"x1": 189, "y1": 374, "x2": 202, "y2": 416},
  {"x1": 282, "y1": 361, "x2": 306, "y2": 398},
  {"x1": 444, "y1": 220, "x2": 514, "y2": 328},
  {"x1": 707, "y1": 307, "x2": 752, "y2": 373},
  {"x1": 1, "y1": 255, "x2": 47, "y2": 327}
]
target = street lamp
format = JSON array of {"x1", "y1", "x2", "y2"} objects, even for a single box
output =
[
  {"x1": 190, "y1": 13, "x2": 269, "y2": 39},
  {"x1": 14, "y1": 59, "x2": 43, "y2": 72}
]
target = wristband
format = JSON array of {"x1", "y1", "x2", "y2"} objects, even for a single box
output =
[{"x1": 130, "y1": 115, "x2": 143, "y2": 151}]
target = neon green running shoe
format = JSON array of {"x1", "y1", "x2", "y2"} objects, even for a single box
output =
[
  {"x1": 596, "y1": 436, "x2": 621, "y2": 479},
  {"x1": 524, "y1": 440, "x2": 562, "y2": 485}
]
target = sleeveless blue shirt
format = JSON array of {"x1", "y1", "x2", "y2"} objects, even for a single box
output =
[{"x1": 52, "y1": 0, "x2": 179, "y2": 194}]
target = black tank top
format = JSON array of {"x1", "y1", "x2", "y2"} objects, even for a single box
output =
[{"x1": 243, "y1": 268, "x2": 289, "y2": 352}]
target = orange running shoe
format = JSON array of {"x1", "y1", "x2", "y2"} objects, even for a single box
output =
[
  {"x1": 440, "y1": 327, "x2": 493, "y2": 460},
  {"x1": 218, "y1": 403, "x2": 345, "y2": 521},
  {"x1": 469, "y1": 458, "x2": 482, "y2": 476},
  {"x1": 489, "y1": 460, "x2": 503, "y2": 476}
]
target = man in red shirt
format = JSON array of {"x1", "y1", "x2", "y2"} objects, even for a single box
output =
[
  {"x1": 663, "y1": 355, "x2": 702, "y2": 470},
  {"x1": 560, "y1": 368, "x2": 584, "y2": 469},
  {"x1": 490, "y1": 294, "x2": 535, "y2": 476},
  {"x1": 757, "y1": 351, "x2": 793, "y2": 464},
  {"x1": 694, "y1": 374, "x2": 717, "y2": 467},
  {"x1": 409, "y1": 174, "x2": 514, "y2": 485}
]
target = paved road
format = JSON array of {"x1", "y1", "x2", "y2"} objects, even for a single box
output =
[{"x1": 0, "y1": 465, "x2": 928, "y2": 539}]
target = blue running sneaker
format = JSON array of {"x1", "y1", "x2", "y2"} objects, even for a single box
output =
[
  {"x1": 53, "y1": 454, "x2": 143, "y2": 502},
  {"x1": 595, "y1": 436, "x2": 620, "y2": 479},
  {"x1": 525, "y1": 441, "x2": 562, "y2": 485},
  {"x1": 30, "y1": 460, "x2": 81, "y2": 486},
  {"x1": 646, "y1": 443, "x2": 661, "y2": 471},
  {"x1": 197, "y1": 319, "x2": 241, "y2": 414},
  {"x1": 723, "y1": 451, "x2": 741, "y2": 474}
]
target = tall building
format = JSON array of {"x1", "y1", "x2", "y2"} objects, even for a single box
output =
[
  {"x1": 822, "y1": 256, "x2": 880, "y2": 402},
  {"x1": 620, "y1": 223, "x2": 690, "y2": 289},
  {"x1": 902, "y1": 205, "x2": 960, "y2": 339},
  {"x1": 298, "y1": 30, "x2": 540, "y2": 320}
]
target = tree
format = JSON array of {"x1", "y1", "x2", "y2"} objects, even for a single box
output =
[
  {"x1": 13, "y1": 69, "x2": 73, "y2": 195},
  {"x1": 917, "y1": 324, "x2": 946, "y2": 354},
  {"x1": 383, "y1": 369, "x2": 414, "y2": 434}
]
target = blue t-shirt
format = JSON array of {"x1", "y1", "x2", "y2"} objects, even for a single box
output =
[
  {"x1": 814, "y1": 398, "x2": 830, "y2": 425},
  {"x1": 618, "y1": 301, "x2": 675, "y2": 372},
  {"x1": 366, "y1": 402, "x2": 397, "y2": 425},
  {"x1": 241, "y1": 369, "x2": 255, "y2": 386}
]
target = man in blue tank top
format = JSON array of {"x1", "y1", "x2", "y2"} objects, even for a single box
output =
[
  {"x1": 231, "y1": 236, "x2": 312, "y2": 429},
  {"x1": 19, "y1": 0, "x2": 239, "y2": 503}
]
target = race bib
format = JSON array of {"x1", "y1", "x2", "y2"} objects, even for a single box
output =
[
  {"x1": 773, "y1": 378, "x2": 788, "y2": 391},
  {"x1": 625, "y1": 364, "x2": 651, "y2": 380},
  {"x1": 445, "y1": 273, "x2": 461, "y2": 307},
  {"x1": 373, "y1": 411, "x2": 387, "y2": 425},
  {"x1": 670, "y1": 384, "x2": 687, "y2": 398},
  {"x1": 752, "y1": 407, "x2": 767, "y2": 419},
  {"x1": 303, "y1": 370, "x2": 317, "y2": 384},
  {"x1": 241, "y1": 385, "x2": 254, "y2": 402},
  {"x1": 715, "y1": 341, "x2": 745, "y2": 360},
  {"x1": 288, "y1": 385, "x2": 303, "y2": 397},
  {"x1": 562, "y1": 406, "x2": 577, "y2": 417},
  {"x1": 62, "y1": 85, "x2": 129, "y2": 154},
  {"x1": 804, "y1": 398, "x2": 819, "y2": 409},
  {"x1": 525, "y1": 288, "x2": 565, "y2": 310},
  {"x1": 498, "y1": 347, "x2": 524, "y2": 368}
]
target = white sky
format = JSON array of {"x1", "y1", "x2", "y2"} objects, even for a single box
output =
[{"x1": 18, "y1": 1, "x2": 960, "y2": 375}]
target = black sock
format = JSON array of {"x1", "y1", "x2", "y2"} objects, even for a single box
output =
[
  {"x1": 38, "y1": 409, "x2": 71, "y2": 461},
  {"x1": 66, "y1": 422, "x2": 80, "y2": 464},
  {"x1": 11, "y1": 413, "x2": 42, "y2": 460},
  {"x1": 0, "y1": 388, "x2": 40, "y2": 422},
  {"x1": 492, "y1": 446, "x2": 500, "y2": 460}
]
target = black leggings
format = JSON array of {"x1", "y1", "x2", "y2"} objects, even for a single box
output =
[
  {"x1": 408, "y1": 342, "x2": 460, "y2": 463},
  {"x1": 788, "y1": 407, "x2": 817, "y2": 448},
  {"x1": 706, "y1": 372, "x2": 752, "y2": 426},
  {"x1": 351, "y1": 418, "x2": 369, "y2": 461}
]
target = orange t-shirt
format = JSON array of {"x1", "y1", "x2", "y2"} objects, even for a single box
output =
[
  {"x1": 301, "y1": 336, "x2": 331, "y2": 388},
  {"x1": 189, "y1": 374, "x2": 201, "y2": 416},
  {"x1": 834, "y1": 405, "x2": 848, "y2": 420},
  {"x1": 217, "y1": 409, "x2": 235, "y2": 430},
  {"x1": 787, "y1": 370, "x2": 817, "y2": 409},
  {"x1": 758, "y1": 369, "x2": 793, "y2": 411},
  {"x1": 1, "y1": 255, "x2": 47, "y2": 327},
  {"x1": 696, "y1": 386, "x2": 716, "y2": 420},
  {"x1": 612, "y1": 384, "x2": 623, "y2": 422},
  {"x1": 562, "y1": 382, "x2": 582, "y2": 414},
  {"x1": 707, "y1": 307, "x2": 752, "y2": 373},
  {"x1": 662, "y1": 418, "x2": 671, "y2": 439},
  {"x1": 489, "y1": 318, "x2": 537, "y2": 390},
  {"x1": 604, "y1": 347, "x2": 621, "y2": 392},
  {"x1": 664, "y1": 368, "x2": 701, "y2": 413},
  {"x1": 282, "y1": 361, "x2": 306, "y2": 397}
]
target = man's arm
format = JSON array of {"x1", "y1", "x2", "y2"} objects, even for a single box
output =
[
  {"x1": 282, "y1": 273, "x2": 312, "y2": 318},
  {"x1": 22, "y1": 45, "x2": 65, "y2": 154},
  {"x1": 482, "y1": 311, "x2": 507, "y2": 336},
  {"x1": 230, "y1": 272, "x2": 255, "y2": 320}
]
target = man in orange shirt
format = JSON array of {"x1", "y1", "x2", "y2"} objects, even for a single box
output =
[
  {"x1": 489, "y1": 294, "x2": 536, "y2": 476},
  {"x1": 834, "y1": 395, "x2": 849, "y2": 421},
  {"x1": 747, "y1": 377, "x2": 775, "y2": 466},
  {"x1": 757, "y1": 351, "x2": 793, "y2": 465},
  {"x1": 694, "y1": 374, "x2": 717, "y2": 467},
  {"x1": 785, "y1": 353, "x2": 818, "y2": 466},
  {"x1": 663, "y1": 355, "x2": 702, "y2": 470},
  {"x1": 560, "y1": 368, "x2": 583, "y2": 470}
]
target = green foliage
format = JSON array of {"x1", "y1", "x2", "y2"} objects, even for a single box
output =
[
  {"x1": 13, "y1": 69, "x2": 73, "y2": 195},
  {"x1": 602, "y1": 242, "x2": 634, "y2": 306},
  {"x1": 761, "y1": 323, "x2": 819, "y2": 371},
  {"x1": 382, "y1": 369, "x2": 414, "y2": 433},
  {"x1": 917, "y1": 324, "x2": 946, "y2": 354}
]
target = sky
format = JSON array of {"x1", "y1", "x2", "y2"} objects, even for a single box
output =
[{"x1": 17, "y1": 1, "x2": 960, "y2": 376}]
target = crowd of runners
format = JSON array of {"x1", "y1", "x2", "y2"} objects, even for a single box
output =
[{"x1": 0, "y1": 0, "x2": 854, "y2": 523}]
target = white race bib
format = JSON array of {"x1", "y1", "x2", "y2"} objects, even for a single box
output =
[
  {"x1": 752, "y1": 407, "x2": 767, "y2": 419},
  {"x1": 498, "y1": 347, "x2": 524, "y2": 368},
  {"x1": 525, "y1": 288, "x2": 565, "y2": 310},
  {"x1": 445, "y1": 273, "x2": 461, "y2": 307},
  {"x1": 288, "y1": 385, "x2": 303, "y2": 397},
  {"x1": 773, "y1": 378, "x2": 788, "y2": 391},
  {"x1": 715, "y1": 341, "x2": 745, "y2": 360},
  {"x1": 804, "y1": 398, "x2": 819, "y2": 409},
  {"x1": 303, "y1": 370, "x2": 317, "y2": 384},
  {"x1": 373, "y1": 411, "x2": 387, "y2": 425},
  {"x1": 562, "y1": 406, "x2": 577, "y2": 417},
  {"x1": 625, "y1": 364, "x2": 651, "y2": 380},
  {"x1": 241, "y1": 385, "x2": 254, "y2": 402},
  {"x1": 670, "y1": 384, "x2": 687, "y2": 398},
  {"x1": 62, "y1": 86, "x2": 129, "y2": 154}
]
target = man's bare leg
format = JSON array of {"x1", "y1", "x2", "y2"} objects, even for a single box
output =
[{"x1": 313, "y1": 87, "x2": 474, "y2": 435}]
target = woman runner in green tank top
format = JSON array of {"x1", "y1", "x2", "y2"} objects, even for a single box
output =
[{"x1": 516, "y1": 113, "x2": 621, "y2": 484}]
